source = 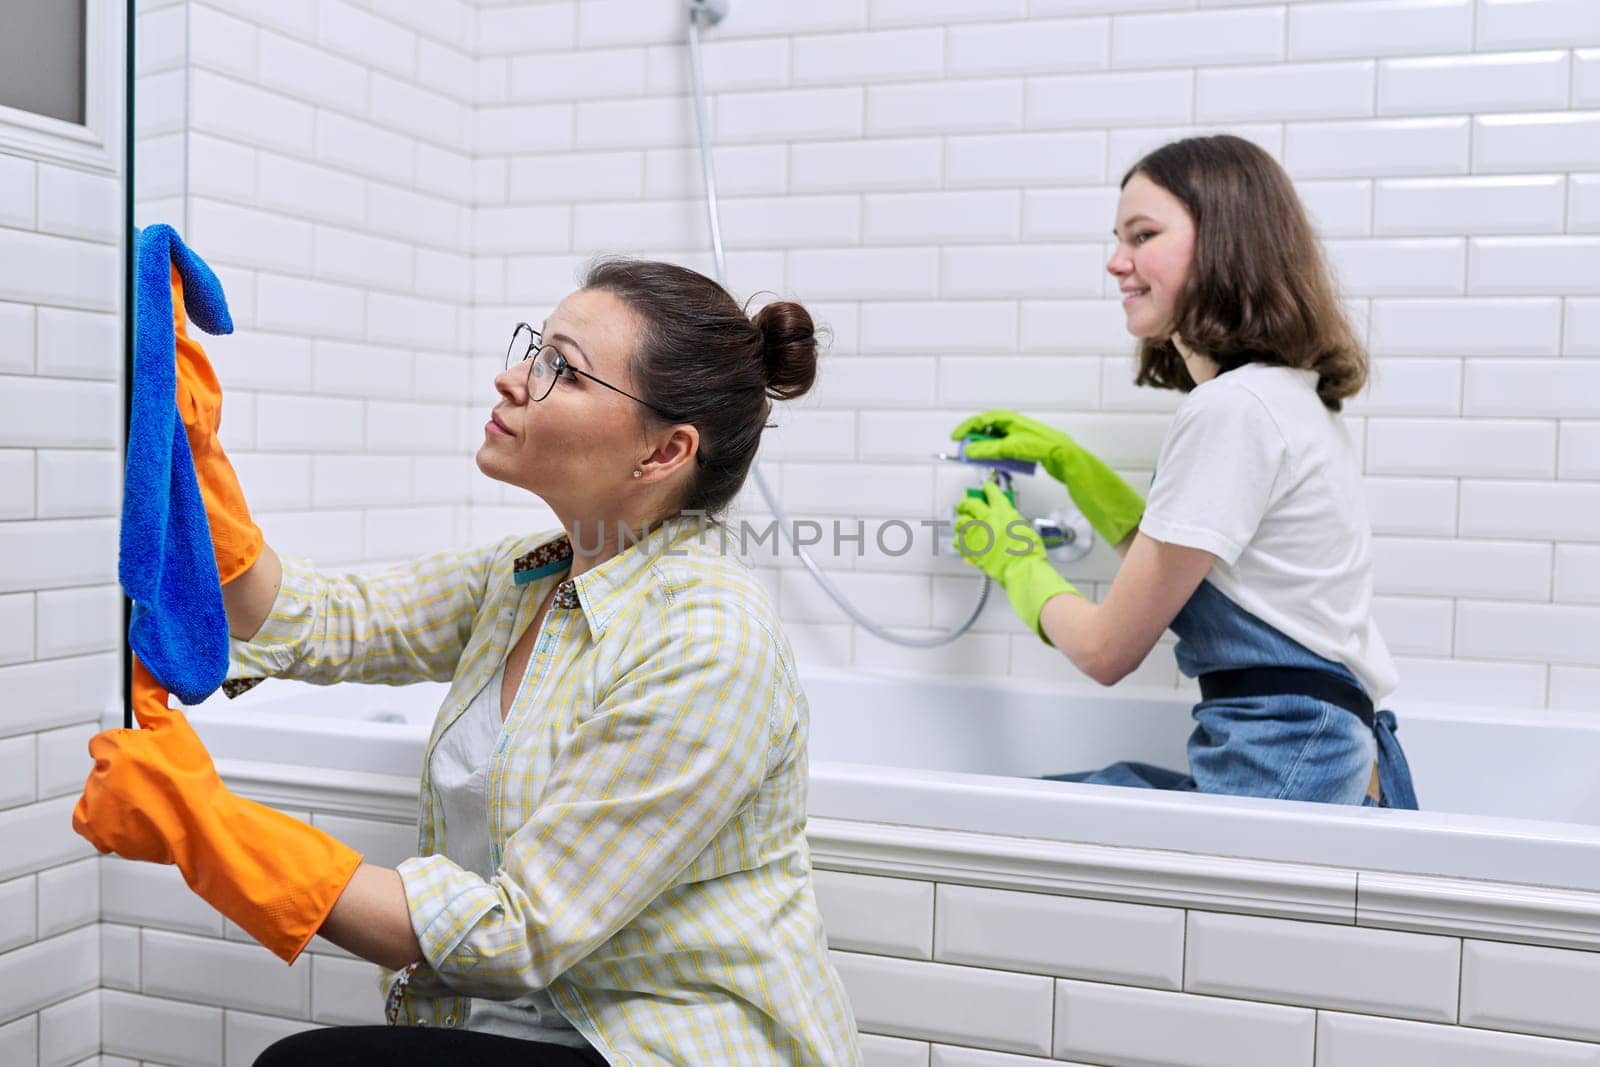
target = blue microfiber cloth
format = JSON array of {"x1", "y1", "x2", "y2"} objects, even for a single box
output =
[{"x1": 122, "y1": 225, "x2": 234, "y2": 706}]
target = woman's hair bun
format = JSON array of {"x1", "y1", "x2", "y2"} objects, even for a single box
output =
[{"x1": 751, "y1": 300, "x2": 818, "y2": 401}]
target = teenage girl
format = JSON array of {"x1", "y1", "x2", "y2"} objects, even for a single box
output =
[{"x1": 952, "y1": 134, "x2": 1417, "y2": 809}]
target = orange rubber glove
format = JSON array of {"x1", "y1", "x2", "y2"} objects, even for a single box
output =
[
  {"x1": 171, "y1": 264, "x2": 263, "y2": 585},
  {"x1": 72, "y1": 658, "x2": 362, "y2": 964}
]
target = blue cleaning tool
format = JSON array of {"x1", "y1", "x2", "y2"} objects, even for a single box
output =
[
  {"x1": 936, "y1": 430, "x2": 1094, "y2": 559},
  {"x1": 936, "y1": 431, "x2": 1035, "y2": 504},
  {"x1": 122, "y1": 225, "x2": 234, "y2": 708},
  {"x1": 955, "y1": 432, "x2": 1037, "y2": 477}
]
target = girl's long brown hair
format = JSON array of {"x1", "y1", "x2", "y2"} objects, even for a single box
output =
[{"x1": 1127, "y1": 135, "x2": 1367, "y2": 411}]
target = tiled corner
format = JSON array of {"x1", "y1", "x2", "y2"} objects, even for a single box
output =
[{"x1": 99, "y1": 924, "x2": 140, "y2": 992}]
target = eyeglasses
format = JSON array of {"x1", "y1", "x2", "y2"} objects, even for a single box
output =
[{"x1": 504, "y1": 323, "x2": 681, "y2": 421}]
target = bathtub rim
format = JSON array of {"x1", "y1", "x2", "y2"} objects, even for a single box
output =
[
  {"x1": 158, "y1": 665, "x2": 1600, "y2": 898},
  {"x1": 200, "y1": 729, "x2": 1600, "y2": 904},
  {"x1": 211, "y1": 755, "x2": 1600, "y2": 955},
  {"x1": 177, "y1": 663, "x2": 1600, "y2": 733}
]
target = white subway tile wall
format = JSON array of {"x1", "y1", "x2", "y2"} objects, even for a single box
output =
[
  {"x1": 136, "y1": 0, "x2": 482, "y2": 579},
  {"x1": 9, "y1": 0, "x2": 1600, "y2": 1062},
  {"x1": 1460, "y1": 938, "x2": 1600, "y2": 1044},
  {"x1": 1182, "y1": 911, "x2": 1461, "y2": 1022},
  {"x1": 1055, "y1": 977, "x2": 1317, "y2": 1066},
  {"x1": 1316, "y1": 1009, "x2": 1600, "y2": 1067},
  {"x1": 0, "y1": 0, "x2": 132, "y2": 1056},
  {"x1": 831, "y1": 951, "x2": 1056, "y2": 1056}
]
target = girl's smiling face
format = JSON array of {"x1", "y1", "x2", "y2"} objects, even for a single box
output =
[{"x1": 1107, "y1": 172, "x2": 1197, "y2": 342}]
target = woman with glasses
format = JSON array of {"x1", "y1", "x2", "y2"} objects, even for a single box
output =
[
  {"x1": 949, "y1": 135, "x2": 1418, "y2": 811},
  {"x1": 78, "y1": 258, "x2": 862, "y2": 1066}
]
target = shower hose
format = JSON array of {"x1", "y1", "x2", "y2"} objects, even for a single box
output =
[{"x1": 685, "y1": 0, "x2": 992, "y2": 649}]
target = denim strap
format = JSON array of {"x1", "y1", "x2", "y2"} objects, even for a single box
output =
[{"x1": 1373, "y1": 711, "x2": 1419, "y2": 810}]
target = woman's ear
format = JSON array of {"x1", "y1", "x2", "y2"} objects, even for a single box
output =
[{"x1": 639, "y1": 424, "x2": 699, "y2": 479}]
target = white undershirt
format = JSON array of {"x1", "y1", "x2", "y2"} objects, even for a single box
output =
[
  {"x1": 428, "y1": 660, "x2": 592, "y2": 1048},
  {"x1": 1138, "y1": 362, "x2": 1399, "y2": 704}
]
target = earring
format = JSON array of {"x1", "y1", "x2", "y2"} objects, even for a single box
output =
[{"x1": 632, "y1": 469, "x2": 642, "y2": 478}]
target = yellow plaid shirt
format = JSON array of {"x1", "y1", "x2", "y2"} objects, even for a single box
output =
[{"x1": 228, "y1": 517, "x2": 861, "y2": 1065}]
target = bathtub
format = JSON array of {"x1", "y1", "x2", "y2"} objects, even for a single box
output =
[
  {"x1": 162, "y1": 669, "x2": 1600, "y2": 1062},
  {"x1": 176, "y1": 667, "x2": 1600, "y2": 893}
]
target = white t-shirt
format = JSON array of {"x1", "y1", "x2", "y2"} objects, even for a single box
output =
[
  {"x1": 430, "y1": 660, "x2": 592, "y2": 1049},
  {"x1": 1138, "y1": 362, "x2": 1398, "y2": 705}
]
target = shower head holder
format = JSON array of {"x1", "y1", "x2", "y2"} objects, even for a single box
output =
[{"x1": 687, "y1": 0, "x2": 729, "y2": 27}]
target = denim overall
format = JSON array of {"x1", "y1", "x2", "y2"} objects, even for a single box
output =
[{"x1": 1048, "y1": 580, "x2": 1419, "y2": 809}]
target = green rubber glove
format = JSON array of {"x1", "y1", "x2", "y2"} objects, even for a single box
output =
[
  {"x1": 952, "y1": 409, "x2": 1145, "y2": 547},
  {"x1": 954, "y1": 480, "x2": 1079, "y2": 640}
]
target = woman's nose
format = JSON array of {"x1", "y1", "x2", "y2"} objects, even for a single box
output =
[
  {"x1": 493, "y1": 363, "x2": 523, "y2": 402},
  {"x1": 1106, "y1": 246, "x2": 1131, "y2": 277}
]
